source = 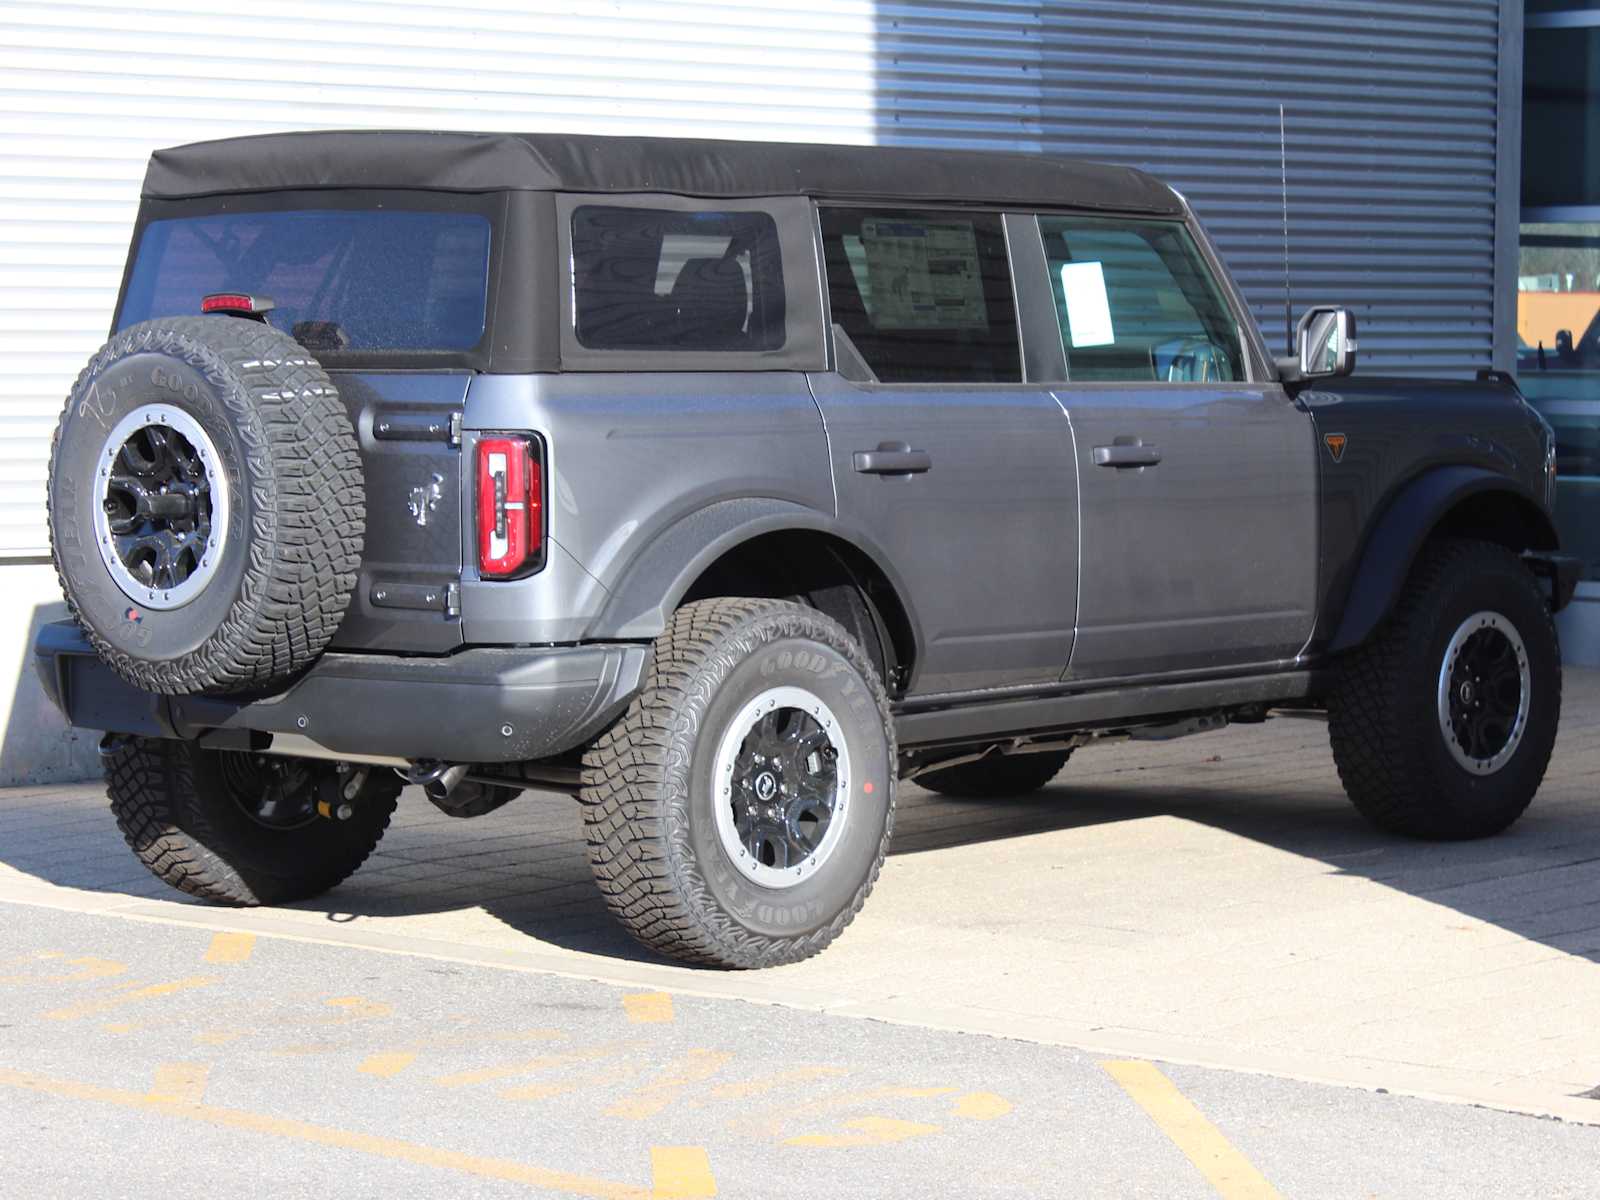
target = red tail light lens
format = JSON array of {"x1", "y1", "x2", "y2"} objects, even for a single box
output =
[{"x1": 476, "y1": 436, "x2": 541, "y2": 578}]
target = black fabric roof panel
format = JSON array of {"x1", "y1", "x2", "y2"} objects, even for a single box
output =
[{"x1": 142, "y1": 129, "x2": 1182, "y2": 215}]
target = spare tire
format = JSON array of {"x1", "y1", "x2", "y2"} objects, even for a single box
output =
[{"x1": 47, "y1": 316, "x2": 363, "y2": 695}]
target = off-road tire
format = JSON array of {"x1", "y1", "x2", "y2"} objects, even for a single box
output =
[
  {"x1": 106, "y1": 738, "x2": 399, "y2": 904},
  {"x1": 1328, "y1": 538, "x2": 1560, "y2": 840},
  {"x1": 917, "y1": 750, "x2": 1073, "y2": 798},
  {"x1": 580, "y1": 598, "x2": 896, "y2": 968},
  {"x1": 48, "y1": 316, "x2": 362, "y2": 695}
]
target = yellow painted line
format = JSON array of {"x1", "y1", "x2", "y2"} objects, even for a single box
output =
[
  {"x1": 435, "y1": 1045, "x2": 622, "y2": 1090},
  {"x1": 649, "y1": 1146, "x2": 716, "y2": 1198},
  {"x1": 148, "y1": 1062, "x2": 210, "y2": 1105},
  {"x1": 623, "y1": 992, "x2": 673, "y2": 1024},
  {"x1": 704, "y1": 1065, "x2": 847, "y2": 1101},
  {"x1": 45, "y1": 976, "x2": 216, "y2": 1021},
  {"x1": 0, "y1": 1066, "x2": 650, "y2": 1200},
  {"x1": 360, "y1": 1052, "x2": 418, "y2": 1078},
  {"x1": 1101, "y1": 1060, "x2": 1283, "y2": 1200},
  {"x1": 203, "y1": 932, "x2": 255, "y2": 965},
  {"x1": 784, "y1": 1115, "x2": 941, "y2": 1148},
  {"x1": 606, "y1": 1050, "x2": 732, "y2": 1120},
  {"x1": 951, "y1": 1091, "x2": 1012, "y2": 1120}
]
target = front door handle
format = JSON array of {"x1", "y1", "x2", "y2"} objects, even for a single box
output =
[
  {"x1": 1093, "y1": 443, "x2": 1161, "y2": 469},
  {"x1": 853, "y1": 442, "x2": 932, "y2": 476}
]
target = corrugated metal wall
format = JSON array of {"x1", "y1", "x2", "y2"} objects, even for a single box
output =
[
  {"x1": 872, "y1": 0, "x2": 1508, "y2": 373},
  {"x1": 0, "y1": 0, "x2": 881, "y2": 558},
  {"x1": 0, "y1": 0, "x2": 1510, "y2": 558}
]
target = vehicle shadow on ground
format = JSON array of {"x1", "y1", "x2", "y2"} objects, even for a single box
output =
[{"x1": 7, "y1": 671, "x2": 1599, "y2": 971}]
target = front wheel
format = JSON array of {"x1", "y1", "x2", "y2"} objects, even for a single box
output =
[
  {"x1": 1328, "y1": 539, "x2": 1561, "y2": 840},
  {"x1": 580, "y1": 598, "x2": 896, "y2": 968}
]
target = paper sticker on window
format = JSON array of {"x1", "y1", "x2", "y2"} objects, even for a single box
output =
[
  {"x1": 861, "y1": 218, "x2": 989, "y2": 330},
  {"x1": 1059, "y1": 261, "x2": 1114, "y2": 347}
]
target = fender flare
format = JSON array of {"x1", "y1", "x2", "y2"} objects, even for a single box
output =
[
  {"x1": 584, "y1": 497, "x2": 924, "y2": 653},
  {"x1": 1326, "y1": 466, "x2": 1558, "y2": 655}
]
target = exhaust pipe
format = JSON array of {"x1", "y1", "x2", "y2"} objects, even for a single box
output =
[{"x1": 405, "y1": 759, "x2": 469, "y2": 802}]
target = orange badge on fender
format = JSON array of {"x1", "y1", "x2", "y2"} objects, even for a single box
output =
[{"x1": 1323, "y1": 432, "x2": 1348, "y2": 463}]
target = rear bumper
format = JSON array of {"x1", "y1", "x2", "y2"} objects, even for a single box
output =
[{"x1": 33, "y1": 621, "x2": 648, "y2": 764}]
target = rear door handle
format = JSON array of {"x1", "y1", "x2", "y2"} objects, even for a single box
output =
[
  {"x1": 1093, "y1": 443, "x2": 1161, "y2": 468},
  {"x1": 853, "y1": 442, "x2": 932, "y2": 476}
]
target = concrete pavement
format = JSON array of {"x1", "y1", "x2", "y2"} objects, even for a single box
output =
[{"x1": 0, "y1": 671, "x2": 1597, "y2": 1138}]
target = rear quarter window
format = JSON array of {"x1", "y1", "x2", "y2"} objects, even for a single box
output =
[
  {"x1": 118, "y1": 208, "x2": 491, "y2": 352},
  {"x1": 570, "y1": 206, "x2": 786, "y2": 351}
]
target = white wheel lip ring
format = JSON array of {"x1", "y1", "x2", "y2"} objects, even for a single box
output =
[
  {"x1": 1436, "y1": 610, "x2": 1531, "y2": 777},
  {"x1": 91, "y1": 403, "x2": 230, "y2": 612},
  {"x1": 711, "y1": 684, "x2": 852, "y2": 891}
]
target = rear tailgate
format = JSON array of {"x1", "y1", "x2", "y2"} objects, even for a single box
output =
[{"x1": 327, "y1": 371, "x2": 467, "y2": 653}]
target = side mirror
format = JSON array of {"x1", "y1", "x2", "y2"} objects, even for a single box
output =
[{"x1": 1278, "y1": 306, "x2": 1357, "y2": 381}]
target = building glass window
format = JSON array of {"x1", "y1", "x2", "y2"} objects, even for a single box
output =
[{"x1": 1519, "y1": 222, "x2": 1600, "y2": 581}]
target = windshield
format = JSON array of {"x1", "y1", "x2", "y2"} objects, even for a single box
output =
[{"x1": 118, "y1": 208, "x2": 491, "y2": 352}]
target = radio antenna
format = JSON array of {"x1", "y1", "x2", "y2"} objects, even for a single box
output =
[{"x1": 1279, "y1": 102, "x2": 1292, "y2": 356}]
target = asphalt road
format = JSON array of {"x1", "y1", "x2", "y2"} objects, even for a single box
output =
[{"x1": 1, "y1": 905, "x2": 1596, "y2": 1199}]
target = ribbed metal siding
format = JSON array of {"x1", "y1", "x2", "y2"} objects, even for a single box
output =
[
  {"x1": 0, "y1": 0, "x2": 1507, "y2": 557},
  {"x1": 872, "y1": 0, "x2": 1505, "y2": 376},
  {"x1": 0, "y1": 0, "x2": 882, "y2": 557}
]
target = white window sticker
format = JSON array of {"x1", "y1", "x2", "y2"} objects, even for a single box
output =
[
  {"x1": 1059, "y1": 261, "x2": 1114, "y2": 347},
  {"x1": 861, "y1": 218, "x2": 989, "y2": 330}
]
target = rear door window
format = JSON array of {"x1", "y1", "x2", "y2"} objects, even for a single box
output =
[
  {"x1": 819, "y1": 208, "x2": 1020, "y2": 384},
  {"x1": 1038, "y1": 216, "x2": 1242, "y2": 383},
  {"x1": 119, "y1": 208, "x2": 491, "y2": 352},
  {"x1": 570, "y1": 206, "x2": 785, "y2": 350}
]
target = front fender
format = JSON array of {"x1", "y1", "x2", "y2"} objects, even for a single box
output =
[
  {"x1": 584, "y1": 498, "x2": 922, "y2": 647},
  {"x1": 1325, "y1": 466, "x2": 1559, "y2": 655}
]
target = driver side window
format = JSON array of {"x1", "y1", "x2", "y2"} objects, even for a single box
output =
[{"x1": 1038, "y1": 215, "x2": 1242, "y2": 383}]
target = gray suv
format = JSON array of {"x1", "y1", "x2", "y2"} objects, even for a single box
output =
[{"x1": 36, "y1": 131, "x2": 1578, "y2": 968}]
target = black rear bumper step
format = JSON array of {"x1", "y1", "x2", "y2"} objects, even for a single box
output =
[{"x1": 34, "y1": 621, "x2": 648, "y2": 764}]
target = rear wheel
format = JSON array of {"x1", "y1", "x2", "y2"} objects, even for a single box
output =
[
  {"x1": 106, "y1": 739, "x2": 398, "y2": 904},
  {"x1": 1328, "y1": 539, "x2": 1560, "y2": 840},
  {"x1": 917, "y1": 750, "x2": 1072, "y2": 798},
  {"x1": 580, "y1": 598, "x2": 895, "y2": 968}
]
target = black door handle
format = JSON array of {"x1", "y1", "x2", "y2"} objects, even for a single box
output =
[
  {"x1": 1093, "y1": 443, "x2": 1161, "y2": 468},
  {"x1": 853, "y1": 442, "x2": 932, "y2": 476}
]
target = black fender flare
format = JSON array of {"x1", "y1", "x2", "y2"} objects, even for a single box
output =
[
  {"x1": 1326, "y1": 466, "x2": 1559, "y2": 655},
  {"x1": 585, "y1": 497, "x2": 924, "y2": 654}
]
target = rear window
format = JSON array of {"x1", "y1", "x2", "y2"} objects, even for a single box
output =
[
  {"x1": 571, "y1": 206, "x2": 786, "y2": 351},
  {"x1": 118, "y1": 209, "x2": 492, "y2": 352}
]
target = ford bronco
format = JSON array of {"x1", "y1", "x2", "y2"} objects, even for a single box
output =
[{"x1": 36, "y1": 131, "x2": 1579, "y2": 968}]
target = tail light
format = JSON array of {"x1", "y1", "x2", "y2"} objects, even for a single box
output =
[{"x1": 476, "y1": 436, "x2": 542, "y2": 578}]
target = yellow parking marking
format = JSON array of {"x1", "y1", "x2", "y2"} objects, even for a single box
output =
[
  {"x1": 203, "y1": 933, "x2": 255, "y2": 965},
  {"x1": 46, "y1": 976, "x2": 216, "y2": 1021},
  {"x1": 649, "y1": 1146, "x2": 716, "y2": 1198},
  {"x1": 704, "y1": 1066, "x2": 847, "y2": 1101},
  {"x1": 503, "y1": 1064, "x2": 639, "y2": 1102},
  {"x1": 951, "y1": 1091, "x2": 1012, "y2": 1120},
  {"x1": 0, "y1": 1066, "x2": 650, "y2": 1200},
  {"x1": 360, "y1": 1052, "x2": 418, "y2": 1078},
  {"x1": 323, "y1": 996, "x2": 392, "y2": 1021},
  {"x1": 623, "y1": 992, "x2": 674, "y2": 1024},
  {"x1": 1101, "y1": 1060, "x2": 1283, "y2": 1200},
  {"x1": 148, "y1": 1062, "x2": 210, "y2": 1105},
  {"x1": 733, "y1": 1084, "x2": 957, "y2": 1139},
  {"x1": 784, "y1": 1115, "x2": 940, "y2": 1148},
  {"x1": 2, "y1": 957, "x2": 126, "y2": 985},
  {"x1": 606, "y1": 1050, "x2": 732, "y2": 1120},
  {"x1": 435, "y1": 1045, "x2": 622, "y2": 1090}
]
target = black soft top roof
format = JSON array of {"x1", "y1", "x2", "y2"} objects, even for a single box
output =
[{"x1": 142, "y1": 129, "x2": 1183, "y2": 216}]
